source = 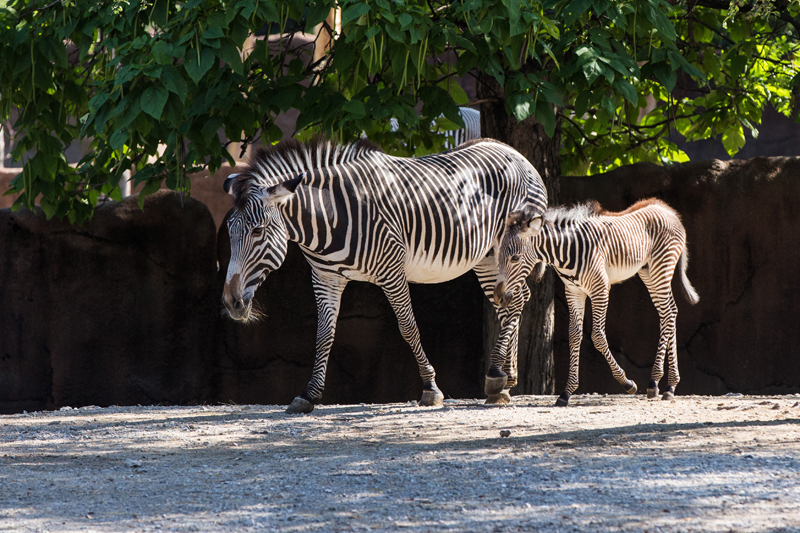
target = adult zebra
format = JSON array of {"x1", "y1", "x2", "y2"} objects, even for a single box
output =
[{"x1": 222, "y1": 137, "x2": 547, "y2": 414}]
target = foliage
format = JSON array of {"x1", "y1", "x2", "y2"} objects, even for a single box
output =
[
  {"x1": 1, "y1": 0, "x2": 800, "y2": 221},
  {"x1": 319, "y1": 0, "x2": 800, "y2": 174},
  {"x1": 0, "y1": 0, "x2": 332, "y2": 223}
]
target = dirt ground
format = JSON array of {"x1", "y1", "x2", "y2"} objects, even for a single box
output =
[{"x1": 1, "y1": 394, "x2": 799, "y2": 532}]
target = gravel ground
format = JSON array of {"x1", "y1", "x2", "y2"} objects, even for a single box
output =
[{"x1": 1, "y1": 394, "x2": 799, "y2": 532}]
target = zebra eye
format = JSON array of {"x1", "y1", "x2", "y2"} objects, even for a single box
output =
[
  {"x1": 252, "y1": 226, "x2": 264, "y2": 236},
  {"x1": 510, "y1": 254, "x2": 520, "y2": 262}
]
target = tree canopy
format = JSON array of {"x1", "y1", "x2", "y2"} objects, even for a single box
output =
[{"x1": 1, "y1": 0, "x2": 799, "y2": 223}]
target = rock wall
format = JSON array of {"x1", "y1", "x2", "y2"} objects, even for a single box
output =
[
  {"x1": 0, "y1": 191, "x2": 218, "y2": 413},
  {"x1": 556, "y1": 157, "x2": 800, "y2": 395}
]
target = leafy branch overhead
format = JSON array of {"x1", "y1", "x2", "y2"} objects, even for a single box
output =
[{"x1": 1, "y1": 0, "x2": 799, "y2": 222}]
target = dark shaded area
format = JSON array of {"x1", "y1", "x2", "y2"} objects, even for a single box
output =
[
  {"x1": 0, "y1": 191, "x2": 218, "y2": 413},
  {"x1": 557, "y1": 157, "x2": 800, "y2": 396}
]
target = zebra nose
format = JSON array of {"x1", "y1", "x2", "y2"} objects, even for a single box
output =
[
  {"x1": 493, "y1": 282, "x2": 510, "y2": 308},
  {"x1": 233, "y1": 299, "x2": 244, "y2": 311}
]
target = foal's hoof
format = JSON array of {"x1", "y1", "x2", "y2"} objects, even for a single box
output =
[
  {"x1": 647, "y1": 387, "x2": 659, "y2": 399},
  {"x1": 623, "y1": 380, "x2": 638, "y2": 395},
  {"x1": 484, "y1": 375, "x2": 508, "y2": 396},
  {"x1": 555, "y1": 392, "x2": 570, "y2": 407},
  {"x1": 485, "y1": 390, "x2": 511, "y2": 405},
  {"x1": 661, "y1": 390, "x2": 675, "y2": 401},
  {"x1": 420, "y1": 388, "x2": 444, "y2": 407},
  {"x1": 286, "y1": 396, "x2": 314, "y2": 414}
]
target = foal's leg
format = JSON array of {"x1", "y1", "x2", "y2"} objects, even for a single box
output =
[
  {"x1": 556, "y1": 285, "x2": 587, "y2": 406},
  {"x1": 589, "y1": 282, "x2": 638, "y2": 395},
  {"x1": 287, "y1": 270, "x2": 349, "y2": 414},
  {"x1": 474, "y1": 257, "x2": 527, "y2": 404},
  {"x1": 639, "y1": 265, "x2": 680, "y2": 400},
  {"x1": 380, "y1": 271, "x2": 444, "y2": 407}
]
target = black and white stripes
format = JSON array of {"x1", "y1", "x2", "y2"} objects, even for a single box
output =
[
  {"x1": 222, "y1": 137, "x2": 547, "y2": 413},
  {"x1": 495, "y1": 199, "x2": 699, "y2": 406}
]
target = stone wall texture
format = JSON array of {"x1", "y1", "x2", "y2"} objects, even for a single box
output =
[
  {"x1": 0, "y1": 191, "x2": 219, "y2": 413},
  {"x1": 2, "y1": 156, "x2": 799, "y2": 413}
]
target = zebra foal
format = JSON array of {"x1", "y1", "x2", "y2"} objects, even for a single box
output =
[{"x1": 493, "y1": 199, "x2": 700, "y2": 406}]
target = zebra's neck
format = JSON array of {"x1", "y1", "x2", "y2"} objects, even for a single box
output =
[{"x1": 529, "y1": 220, "x2": 583, "y2": 268}]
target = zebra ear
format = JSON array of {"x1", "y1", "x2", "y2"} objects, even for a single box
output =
[
  {"x1": 264, "y1": 172, "x2": 306, "y2": 205},
  {"x1": 517, "y1": 213, "x2": 543, "y2": 239},
  {"x1": 223, "y1": 173, "x2": 238, "y2": 195}
]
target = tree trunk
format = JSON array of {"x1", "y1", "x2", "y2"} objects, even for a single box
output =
[{"x1": 478, "y1": 73, "x2": 561, "y2": 395}]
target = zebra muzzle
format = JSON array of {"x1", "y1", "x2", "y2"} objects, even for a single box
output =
[{"x1": 493, "y1": 282, "x2": 511, "y2": 308}]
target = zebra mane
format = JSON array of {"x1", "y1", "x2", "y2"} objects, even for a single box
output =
[
  {"x1": 543, "y1": 201, "x2": 602, "y2": 225},
  {"x1": 229, "y1": 137, "x2": 382, "y2": 209},
  {"x1": 544, "y1": 198, "x2": 669, "y2": 225}
]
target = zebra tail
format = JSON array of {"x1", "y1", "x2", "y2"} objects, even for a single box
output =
[{"x1": 678, "y1": 249, "x2": 700, "y2": 305}]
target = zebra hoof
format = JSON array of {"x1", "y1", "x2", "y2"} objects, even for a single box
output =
[
  {"x1": 484, "y1": 375, "x2": 508, "y2": 396},
  {"x1": 286, "y1": 396, "x2": 314, "y2": 415},
  {"x1": 420, "y1": 388, "x2": 444, "y2": 407},
  {"x1": 555, "y1": 392, "x2": 570, "y2": 407},
  {"x1": 647, "y1": 387, "x2": 659, "y2": 399},
  {"x1": 662, "y1": 391, "x2": 675, "y2": 401},
  {"x1": 624, "y1": 380, "x2": 638, "y2": 395},
  {"x1": 485, "y1": 390, "x2": 512, "y2": 405}
]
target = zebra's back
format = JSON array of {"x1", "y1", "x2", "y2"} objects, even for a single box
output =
[{"x1": 286, "y1": 140, "x2": 545, "y2": 283}]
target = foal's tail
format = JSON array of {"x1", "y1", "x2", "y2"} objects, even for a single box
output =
[{"x1": 678, "y1": 248, "x2": 700, "y2": 305}]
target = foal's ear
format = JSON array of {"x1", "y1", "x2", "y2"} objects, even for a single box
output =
[
  {"x1": 507, "y1": 206, "x2": 543, "y2": 238},
  {"x1": 264, "y1": 172, "x2": 306, "y2": 205},
  {"x1": 520, "y1": 215, "x2": 543, "y2": 238}
]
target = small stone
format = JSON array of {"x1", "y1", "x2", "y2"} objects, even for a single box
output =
[
  {"x1": 125, "y1": 459, "x2": 142, "y2": 468},
  {"x1": 500, "y1": 430, "x2": 511, "y2": 438}
]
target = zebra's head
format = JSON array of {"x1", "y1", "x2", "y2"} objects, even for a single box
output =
[
  {"x1": 494, "y1": 206, "x2": 545, "y2": 308},
  {"x1": 222, "y1": 171, "x2": 305, "y2": 321}
]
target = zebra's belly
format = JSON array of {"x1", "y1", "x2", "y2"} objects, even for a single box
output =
[
  {"x1": 404, "y1": 259, "x2": 477, "y2": 284},
  {"x1": 606, "y1": 262, "x2": 642, "y2": 284}
]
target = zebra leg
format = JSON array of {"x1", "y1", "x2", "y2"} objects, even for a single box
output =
[
  {"x1": 286, "y1": 271, "x2": 349, "y2": 415},
  {"x1": 663, "y1": 293, "x2": 680, "y2": 400},
  {"x1": 640, "y1": 268, "x2": 680, "y2": 400},
  {"x1": 589, "y1": 286, "x2": 638, "y2": 395},
  {"x1": 557, "y1": 287, "x2": 588, "y2": 407},
  {"x1": 474, "y1": 258, "x2": 525, "y2": 403},
  {"x1": 380, "y1": 273, "x2": 444, "y2": 407}
]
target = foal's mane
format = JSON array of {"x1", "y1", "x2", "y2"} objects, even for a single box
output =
[
  {"x1": 544, "y1": 198, "x2": 667, "y2": 225},
  {"x1": 229, "y1": 137, "x2": 382, "y2": 209}
]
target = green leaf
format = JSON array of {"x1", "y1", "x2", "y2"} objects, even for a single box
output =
[
  {"x1": 729, "y1": 53, "x2": 748, "y2": 79},
  {"x1": 141, "y1": 86, "x2": 169, "y2": 120},
  {"x1": 509, "y1": 92, "x2": 534, "y2": 122},
  {"x1": 612, "y1": 78, "x2": 638, "y2": 106},
  {"x1": 564, "y1": 0, "x2": 592, "y2": 27},
  {"x1": 343, "y1": 99, "x2": 366, "y2": 117},
  {"x1": 721, "y1": 124, "x2": 745, "y2": 156},
  {"x1": 535, "y1": 99, "x2": 556, "y2": 138},
  {"x1": 161, "y1": 65, "x2": 188, "y2": 103},
  {"x1": 342, "y1": 4, "x2": 370, "y2": 26},
  {"x1": 217, "y1": 39, "x2": 244, "y2": 75},
  {"x1": 184, "y1": 48, "x2": 215, "y2": 84},
  {"x1": 201, "y1": 115, "x2": 224, "y2": 143},
  {"x1": 202, "y1": 25, "x2": 224, "y2": 40},
  {"x1": 653, "y1": 62, "x2": 676, "y2": 92},
  {"x1": 110, "y1": 129, "x2": 129, "y2": 151}
]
